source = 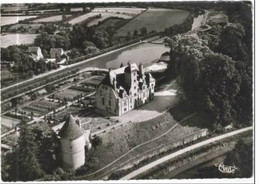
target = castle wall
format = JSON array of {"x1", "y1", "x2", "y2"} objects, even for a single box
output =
[{"x1": 60, "y1": 135, "x2": 86, "y2": 170}]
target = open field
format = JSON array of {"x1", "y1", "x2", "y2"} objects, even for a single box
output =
[
  {"x1": 54, "y1": 88, "x2": 87, "y2": 101},
  {"x1": 92, "y1": 7, "x2": 145, "y2": 15},
  {"x1": 115, "y1": 8, "x2": 190, "y2": 37},
  {"x1": 87, "y1": 12, "x2": 132, "y2": 27},
  {"x1": 32, "y1": 15, "x2": 72, "y2": 23},
  {"x1": 68, "y1": 11, "x2": 132, "y2": 26},
  {"x1": 1, "y1": 16, "x2": 37, "y2": 26},
  {"x1": 1, "y1": 33, "x2": 39, "y2": 48}
]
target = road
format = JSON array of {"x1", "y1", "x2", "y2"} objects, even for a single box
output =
[
  {"x1": 1, "y1": 91, "x2": 96, "y2": 138},
  {"x1": 1, "y1": 67, "x2": 107, "y2": 104},
  {"x1": 1, "y1": 39, "x2": 146, "y2": 94},
  {"x1": 120, "y1": 126, "x2": 253, "y2": 180}
]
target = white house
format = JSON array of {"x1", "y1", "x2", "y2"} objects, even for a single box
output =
[{"x1": 95, "y1": 63, "x2": 155, "y2": 116}]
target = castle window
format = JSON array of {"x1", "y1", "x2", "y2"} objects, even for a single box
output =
[
  {"x1": 124, "y1": 108, "x2": 127, "y2": 111},
  {"x1": 134, "y1": 80, "x2": 136, "y2": 82},
  {"x1": 109, "y1": 100, "x2": 111, "y2": 106},
  {"x1": 134, "y1": 93, "x2": 136, "y2": 96},
  {"x1": 102, "y1": 98, "x2": 105, "y2": 105},
  {"x1": 124, "y1": 100, "x2": 127, "y2": 106},
  {"x1": 134, "y1": 86, "x2": 136, "y2": 89}
]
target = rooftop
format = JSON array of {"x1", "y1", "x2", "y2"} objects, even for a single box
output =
[{"x1": 58, "y1": 114, "x2": 84, "y2": 140}]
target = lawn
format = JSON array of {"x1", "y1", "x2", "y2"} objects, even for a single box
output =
[
  {"x1": 54, "y1": 88, "x2": 87, "y2": 101},
  {"x1": 80, "y1": 113, "x2": 202, "y2": 176},
  {"x1": 115, "y1": 8, "x2": 190, "y2": 37}
]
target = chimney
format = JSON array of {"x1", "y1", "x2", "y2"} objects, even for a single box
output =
[{"x1": 139, "y1": 63, "x2": 144, "y2": 76}]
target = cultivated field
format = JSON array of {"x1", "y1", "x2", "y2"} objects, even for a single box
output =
[
  {"x1": 1, "y1": 33, "x2": 39, "y2": 48},
  {"x1": 22, "y1": 99, "x2": 60, "y2": 116},
  {"x1": 92, "y1": 7, "x2": 145, "y2": 15},
  {"x1": 68, "y1": 11, "x2": 133, "y2": 26},
  {"x1": 1, "y1": 16, "x2": 37, "y2": 26},
  {"x1": 115, "y1": 8, "x2": 190, "y2": 37},
  {"x1": 87, "y1": 12, "x2": 132, "y2": 27},
  {"x1": 33, "y1": 15, "x2": 72, "y2": 23}
]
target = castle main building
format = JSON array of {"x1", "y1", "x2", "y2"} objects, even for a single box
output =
[{"x1": 95, "y1": 63, "x2": 155, "y2": 116}]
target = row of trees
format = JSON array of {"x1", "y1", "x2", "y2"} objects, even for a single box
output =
[{"x1": 167, "y1": 3, "x2": 252, "y2": 128}]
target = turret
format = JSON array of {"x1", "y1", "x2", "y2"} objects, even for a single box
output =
[{"x1": 58, "y1": 114, "x2": 86, "y2": 170}]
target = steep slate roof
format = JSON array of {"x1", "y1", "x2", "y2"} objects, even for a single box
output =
[{"x1": 58, "y1": 114, "x2": 84, "y2": 140}]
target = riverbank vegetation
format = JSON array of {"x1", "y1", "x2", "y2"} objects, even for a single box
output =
[{"x1": 166, "y1": 2, "x2": 252, "y2": 129}]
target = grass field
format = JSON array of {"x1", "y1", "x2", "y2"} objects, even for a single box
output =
[
  {"x1": 1, "y1": 16, "x2": 37, "y2": 26},
  {"x1": 82, "y1": 113, "x2": 201, "y2": 174},
  {"x1": 115, "y1": 8, "x2": 190, "y2": 37},
  {"x1": 1, "y1": 33, "x2": 39, "y2": 48},
  {"x1": 92, "y1": 7, "x2": 145, "y2": 15},
  {"x1": 33, "y1": 15, "x2": 72, "y2": 23},
  {"x1": 68, "y1": 11, "x2": 132, "y2": 26}
]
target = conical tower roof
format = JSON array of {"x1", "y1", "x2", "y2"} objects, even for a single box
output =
[{"x1": 58, "y1": 114, "x2": 84, "y2": 140}]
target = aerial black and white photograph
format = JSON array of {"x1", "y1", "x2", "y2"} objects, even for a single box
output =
[{"x1": 0, "y1": 0, "x2": 255, "y2": 183}]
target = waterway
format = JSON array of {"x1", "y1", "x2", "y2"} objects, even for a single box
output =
[
  {"x1": 105, "y1": 43, "x2": 170, "y2": 68},
  {"x1": 174, "y1": 155, "x2": 226, "y2": 179}
]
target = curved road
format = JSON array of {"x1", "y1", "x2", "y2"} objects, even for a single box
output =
[{"x1": 120, "y1": 126, "x2": 252, "y2": 180}]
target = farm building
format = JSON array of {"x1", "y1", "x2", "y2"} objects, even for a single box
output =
[
  {"x1": 95, "y1": 63, "x2": 155, "y2": 116},
  {"x1": 28, "y1": 46, "x2": 44, "y2": 62},
  {"x1": 50, "y1": 48, "x2": 68, "y2": 64}
]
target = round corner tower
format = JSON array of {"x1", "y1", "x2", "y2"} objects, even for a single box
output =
[{"x1": 58, "y1": 114, "x2": 86, "y2": 170}]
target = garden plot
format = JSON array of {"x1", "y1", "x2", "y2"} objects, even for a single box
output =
[
  {"x1": 115, "y1": 8, "x2": 190, "y2": 37},
  {"x1": 54, "y1": 88, "x2": 87, "y2": 101},
  {"x1": 22, "y1": 99, "x2": 61, "y2": 116},
  {"x1": 54, "y1": 106, "x2": 85, "y2": 123}
]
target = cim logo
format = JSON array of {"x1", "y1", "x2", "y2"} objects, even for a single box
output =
[{"x1": 215, "y1": 163, "x2": 238, "y2": 174}]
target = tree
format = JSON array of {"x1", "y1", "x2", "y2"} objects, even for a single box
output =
[
  {"x1": 133, "y1": 29, "x2": 139, "y2": 38},
  {"x1": 224, "y1": 139, "x2": 253, "y2": 178},
  {"x1": 17, "y1": 121, "x2": 44, "y2": 181},
  {"x1": 140, "y1": 27, "x2": 147, "y2": 36}
]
